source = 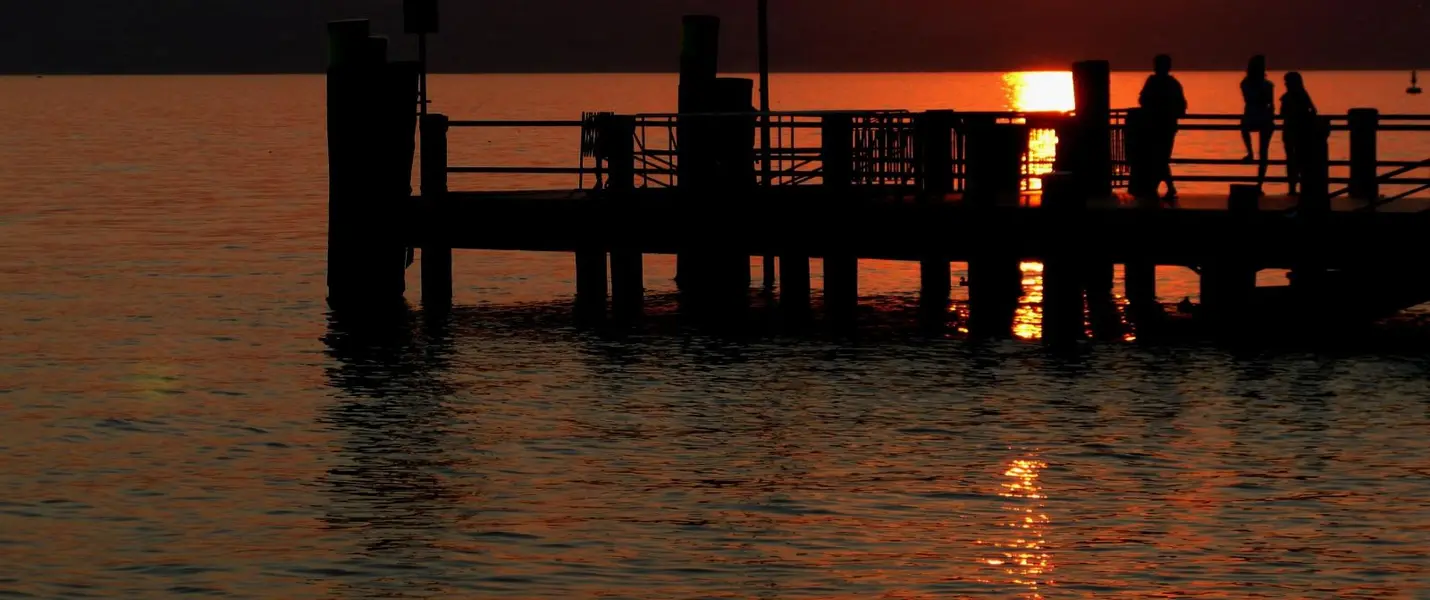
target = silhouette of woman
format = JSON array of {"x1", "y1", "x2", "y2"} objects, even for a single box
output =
[
  {"x1": 1240, "y1": 55, "x2": 1275, "y2": 191},
  {"x1": 1280, "y1": 72, "x2": 1317, "y2": 196}
]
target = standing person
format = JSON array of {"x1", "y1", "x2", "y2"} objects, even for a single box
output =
[
  {"x1": 1138, "y1": 54, "x2": 1189, "y2": 200},
  {"x1": 1280, "y1": 72, "x2": 1318, "y2": 196},
  {"x1": 1240, "y1": 55, "x2": 1275, "y2": 191}
]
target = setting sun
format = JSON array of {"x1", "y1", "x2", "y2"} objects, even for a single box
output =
[{"x1": 1003, "y1": 71, "x2": 1076, "y2": 112}]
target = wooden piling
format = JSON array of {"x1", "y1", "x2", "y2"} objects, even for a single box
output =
[
  {"x1": 1071, "y1": 60, "x2": 1113, "y2": 198},
  {"x1": 1040, "y1": 174, "x2": 1086, "y2": 342},
  {"x1": 1125, "y1": 193, "x2": 1161, "y2": 322},
  {"x1": 1349, "y1": 108, "x2": 1380, "y2": 202},
  {"x1": 327, "y1": 20, "x2": 413, "y2": 312},
  {"x1": 603, "y1": 115, "x2": 643, "y2": 317},
  {"x1": 964, "y1": 119, "x2": 1027, "y2": 337},
  {"x1": 676, "y1": 15, "x2": 720, "y2": 292},
  {"x1": 419, "y1": 114, "x2": 452, "y2": 308},
  {"x1": 821, "y1": 114, "x2": 859, "y2": 318},
  {"x1": 916, "y1": 111, "x2": 955, "y2": 308},
  {"x1": 1201, "y1": 184, "x2": 1261, "y2": 324}
]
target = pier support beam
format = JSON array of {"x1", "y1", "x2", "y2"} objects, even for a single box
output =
[
  {"x1": 917, "y1": 110, "x2": 955, "y2": 310},
  {"x1": 326, "y1": 20, "x2": 419, "y2": 312},
  {"x1": 821, "y1": 114, "x2": 858, "y2": 319},
  {"x1": 1041, "y1": 174, "x2": 1086, "y2": 343},
  {"x1": 1349, "y1": 108, "x2": 1379, "y2": 202},
  {"x1": 964, "y1": 119, "x2": 1027, "y2": 337},
  {"x1": 1125, "y1": 194, "x2": 1162, "y2": 325},
  {"x1": 603, "y1": 115, "x2": 643, "y2": 318},
  {"x1": 1071, "y1": 60, "x2": 1113, "y2": 198},
  {"x1": 419, "y1": 114, "x2": 452, "y2": 309},
  {"x1": 676, "y1": 15, "x2": 720, "y2": 293},
  {"x1": 1201, "y1": 185, "x2": 1260, "y2": 326}
]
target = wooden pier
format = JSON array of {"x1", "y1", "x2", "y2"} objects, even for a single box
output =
[{"x1": 325, "y1": 15, "x2": 1430, "y2": 340}]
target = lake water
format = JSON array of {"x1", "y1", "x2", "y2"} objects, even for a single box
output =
[{"x1": 3, "y1": 73, "x2": 1430, "y2": 598}]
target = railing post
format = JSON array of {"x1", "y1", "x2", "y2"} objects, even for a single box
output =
[
  {"x1": 604, "y1": 115, "x2": 643, "y2": 318},
  {"x1": 419, "y1": 113, "x2": 452, "y2": 309},
  {"x1": 821, "y1": 114, "x2": 858, "y2": 319},
  {"x1": 1349, "y1": 108, "x2": 1380, "y2": 202}
]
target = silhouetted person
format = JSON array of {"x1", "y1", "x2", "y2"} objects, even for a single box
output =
[
  {"x1": 1280, "y1": 72, "x2": 1318, "y2": 196},
  {"x1": 1240, "y1": 55, "x2": 1275, "y2": 191},
  {"x1": 1138, "y1": 54, "x2": 1188, "y2": 200}
]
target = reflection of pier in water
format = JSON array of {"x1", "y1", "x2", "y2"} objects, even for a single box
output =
[{"x1": 324, "y1": 15, "x2": 1430, "y2": 342}]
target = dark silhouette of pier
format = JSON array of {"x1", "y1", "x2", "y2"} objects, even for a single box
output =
[{"x1": 325, "y1": 6, "x2": 1430, "y2": 342}]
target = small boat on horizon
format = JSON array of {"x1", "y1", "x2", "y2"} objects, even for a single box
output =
[{"x1": 1409, "y1": 70, "x2": 1423, "y2": 95}]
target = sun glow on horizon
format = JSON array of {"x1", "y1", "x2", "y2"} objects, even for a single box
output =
[{"x1": 1003, "y1": 71, "x2": 1076, "y2": 113}]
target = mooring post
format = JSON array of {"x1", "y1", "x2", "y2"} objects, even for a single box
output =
[
  {"x1": 710, "y1": 77, "x2": 757, "y2": 303},
  {"x1": 419, "y1": 113, "x2": 452, "y2": 308},
  {"x1": 1201, "y1": 184, "x2": 1261, "y2": 325},
  {"x1": 327, "y1": 20, "x2": 411, "y2": 312},
  {"x1": 917, "y1": 110, "x2": 955, "y2": 309},
  {"x1": 603, "y1": 114, "x2": 643, "y2": 317},
  {"x1": 1348, "y1": 108, "x2": 1380, "y2": 202},
  {"x1": 964, "y1": 118, "x2": 1027, "y2": 337},
  {"x1": 1071, "y1": 60, "x2": 1113, "y2": 198}
]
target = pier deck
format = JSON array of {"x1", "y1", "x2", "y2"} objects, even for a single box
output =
[{"x1": 408, "y1": 189, "x2": 1430, "y2": 271}]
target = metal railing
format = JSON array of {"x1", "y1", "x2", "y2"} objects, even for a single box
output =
[{"x1": 433, "y1": 109, "x2": 1430, "y2": 206}]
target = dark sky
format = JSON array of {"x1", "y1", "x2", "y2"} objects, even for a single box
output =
[{"x1": 1, "y1": 0, "x2": 1424, "y2": 74}]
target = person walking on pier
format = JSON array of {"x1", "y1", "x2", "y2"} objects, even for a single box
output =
[
  {"x1": 1240, "y1": 55, "x2": 1276, "y2": 191},
  {"x1": 1279, "y1": 72, "x2": 1318, "y2": 196},
  {"x1": 1138, "y1": 54, "x2": 1189, "y2": 200}
]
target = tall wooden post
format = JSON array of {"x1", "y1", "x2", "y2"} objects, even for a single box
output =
[
  {"x1": 822, "y1": 114, "x2": 858, "y2": 318},
  {"x1": 964, "y1": 119, "x2": 1027, "y2": 337},
  {"x1": 676, "y1": 15, "x2": 721, "y2": 292},
  {"x1": 1201, "y1": 185, "x2": 1260, "y2": 325},
  {"x1": 917, "y1": 110, "x2": 955, "y2": 307},
  {"x1": 1041, "y1": 174, "x2": 1086, "y2": 342},
  {"x1": 1071, "y1": 60, "x2": 1113, "y2": 198},
  {"x1": 1289, "y1": 116, "x2": 1332, "y2": 290},
  {"x1": 327, "y1": 20, "x2": 412, "y2": 312},
  {"x1": 758, "y1": 0, "x2": 776, "y2": 291},
  {"x1": 1125, "y1": 192, "x2": 1161, "y2": 323},
  {"x1": 419, "y1": 114, "x2": 451, "y2": 308},
  {"x1": 1349, "y1": 108, "x2": 1380, "y2": 202},
  {"x1": 604, "y1": 115, "x2": 643, "y2": 318}
]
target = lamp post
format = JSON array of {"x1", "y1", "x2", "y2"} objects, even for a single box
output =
[{"x1": 758, "y1": 0, "x2": 776, "y2": 289}]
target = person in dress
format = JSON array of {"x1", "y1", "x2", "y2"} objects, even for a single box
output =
[
  {"x1": 1240, "y1": 55, "x2": 1276, "y2": 192},
  {"x1": 1279, "y1": 72, "x2": 1318, "y2": 196},
  {"x1": 1138, "y1": 54, "x2": 1189, "y2": 200}
]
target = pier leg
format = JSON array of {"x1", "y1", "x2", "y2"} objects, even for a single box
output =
[
  {"x1": 709, "y1": 78, "x2": 757, "y2": 303},
  {"x1": 821, "y1": 114, "x2": 858, "y2": 320},
  {"x1": 1041, "y1": 175, "x2": 1086, "y2": 342},
  {"x1": 1348, "y1": 108, "x2": 1379, "y2": 203},
  {"x1": 419, "y1": 114, "x2": 452, "y2": 309},
  {"x1": 1290, "y1": 117, "x2": 1333, "y2": 291},
  {"x1": 603, "y1": 115, "x2": 644, "y2": 318},
  {"x1": 1201, "y1": 185, "x2": 1260, "y2": 327},
  {"x1": 1125, "y1": 195, "x2": 1161, "y2": 326},
  {"x1": 575, "y1": 252, "x2": 608, "y2": 319},
  {"x1": 675, "y1": 15, "x2": 721, "y2": 293},
  {"x1": 780, "y1": 256, "x2": 811, "y2": 314},
  {"x1": 964, "y1": 120, "x2": 1028, "y2": 337},
  {"x1": 916, "y1": 110, "x2": 955, "y2": 314}
]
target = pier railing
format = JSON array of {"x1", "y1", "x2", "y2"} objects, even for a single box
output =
[{"x1": 431, "y1": 109, "x2": 1430, "y2": 206}]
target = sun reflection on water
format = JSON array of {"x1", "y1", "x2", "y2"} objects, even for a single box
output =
[
  {"x1": 980, "y1": 457, "x2": 1053, "y2": 598},
  {"x1": 1013, "y1": 262, "x2": 1045, "y2": 341}
]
